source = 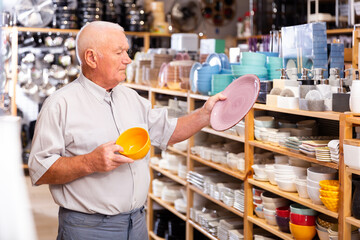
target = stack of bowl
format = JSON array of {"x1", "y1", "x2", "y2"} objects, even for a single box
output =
[
  {"x1": 294, "y1": 175, "x2": 309, "y2": 199},
  {"x1": 274, "y1": 164, "x2": 307, "y2": 192},
  {"x1": 319, "y1": 180, "x2": 339, "y2": 212},
  {"x1": 315, "y1": 214, "x2": 338, "y2": 240},
  {"x1": 261, "y1": 192, "x2": 289, "y2": 226},
  {"x1": 306, "y1": 166, "x2": 338, "y2": 205},
  {"x1": 197, "y1": 64, "x2": 221, "y2": 95},
  {"x1": 210, "y1": 74, "x2": 235, "y2": 95},
  {"x1": 275, "y1": 206, "x2": 290, "y2": 233},
  {"x1": 232, "y1": 52, "x2": 267, "y2": 80},
  {"x1": 253, "y1": 188, "x2": 265, "y2": 219},
  {"x1": 289, "y1": 204, "x2": 317, "y2": 240}
]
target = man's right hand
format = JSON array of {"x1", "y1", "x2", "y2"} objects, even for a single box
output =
[{"x1": 86, "y1": 141, "x2": 134, "y2": 173}]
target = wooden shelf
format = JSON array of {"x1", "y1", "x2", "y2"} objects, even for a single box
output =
[
  {"x1": 150, "y1": 88, "x2": 188, "y2": 98},
  {"x1": 249, "y1": 140, "x2": 339, "y2": 169},
  {"x1": 167, "y1": 146, "x2": 187, "y2": 157},
  {"x1": 149, "y1": 193, "x2": 186, "y2": 221},
  {"x1": 248, "y1": 178, "x2": 339, "y2": 219},
  {"x1": 150, "y1": 164, "x2": 187, "y2": 186},
  {"x1": 189, "y1": 93, "x2": 210, "y2": 101},
  {"x1": 3, "y1": 26, "x2": 79, "y2": 34},
  {"x1": 149, "y1": 231, "x2": 165, "y2": 240},
  {"x1": 122, "y1": 83, "x2": 150, "y2": 92},
  {"x1": 346, "y1": 217, "x2": 360, "y2": 228},
  {"x1": 189, "y1": 185, "x2": 244, "y2": 218},
  {"x1": 346, "y1": 167, "x2": 360, "y2": 175},
  {"x1": 248, "y1": 216, "x2": 293, "y2": 240},
  {"x1": 254, "y1": 103, "x2": 341, "y2": 121},
  {"x1": 188, "y1": 220, "x2": 219, "y2": 240},
  {"x1": 190, "y1": 154, "x2": 246, "y2": 181},
  {"x1": 326, "y1": 28, "x2": 353, "y2": 34},
  {"x1": 346, "y1": 116, "x2": 360, "y2": 125},
  {"x1": 23, "y1": 164, "x2": 28, "y2": 170},
  {"x1": 201, "y1": 127, "x2": 244, "y2": 143}
]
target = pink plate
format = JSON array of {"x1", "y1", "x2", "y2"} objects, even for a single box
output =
[{"x1": 210, "y1": 74, "x2": 260, "y2": 131}]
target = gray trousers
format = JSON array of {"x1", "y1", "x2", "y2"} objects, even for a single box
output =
[{"x1": 57, "y1": 206, "x2": 148, "y2": 240}]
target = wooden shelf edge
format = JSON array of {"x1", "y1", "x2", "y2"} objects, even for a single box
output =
[
  {"x1": 188, "y1": 220, "x2": 219, "y2": 240},
  {"x1": 149, "y1": 231, "x2": 165, "y2": 240},
  {"x1": 167, "y1": 146, "x2": 187, "y2": 157},
  {"x1": 346, "y1": 116, "x2": 360, "y2": 125},
  {"x1": 150, "y1": 88, "x2": 188, "y2": 97},
  {"x1": 248, "y1": 216, "x2": 293, "y2": 240},
  {"x1": 248, "y1": 178, "x2": 339, "y2": 219},
  {"x1": 189, "y1": 184, "x2": 244, "y2": 218},
  {"x1": 346, "y1": 167, "x2": 360, "y2": 175},
  {"x1": 122, "y1": 83, "x2": 150, "y2": 91},
  {"x1": 189, "y1": 93, "x2": 210, "y2": 101},
  {"x1": 201, "y1": 127, "x2": 245, "y2": 143},
  {"x1": 190, "y1": 154, "x2": 246, "y2": 181},
  {"x1": 149, "y1": 193, "x2": 187, "y2": 221},
  {"x1": 249, "y1": 140, "x2": 339, "y2": 169},
  {"x1": 253, "y1": 103, "x2": 340, "y2": 121},
  {"x1": 150, "y1": 164, "x2": 187, "y2": 186},
  {"x1": 346, "y1": 216, "x2": 360, "y2": 228}
]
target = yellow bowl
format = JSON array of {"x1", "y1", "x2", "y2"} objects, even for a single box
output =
[
  {"x1": 319, "y1": 189, "x2": 339, "y2": 198},
  {"x1": 116, "y1": 127, "x2": 151, "y2": 160},
  {"x1": 289, "y1": 222, "x2": 316, "y2": 240},
  {"x1": 319, "y1": 180, "x2": 339, "y2": 191},
  {"x1": 319, "y1": 195, "x2": 339, "y2": 212}
]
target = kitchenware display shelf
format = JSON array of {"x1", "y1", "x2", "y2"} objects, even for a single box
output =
[
  {"x1": 123, "y1": 82, "x2": 351, "y2": 240},
  {"x1": 201, "y1": 126, "x2": 245, "y2": 143},
  {"x1": 248, "y1": 178, "x2": 338, "y2": 218},
  {"x1": 340, "y1": 114, "x2": 360, "y2": 239},
  {"x1": 167, "y1": 146, "x2": 187, "y2": 157}
]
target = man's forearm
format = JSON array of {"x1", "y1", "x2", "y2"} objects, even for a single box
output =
[
  {"x1": 168, "y1": 107, "x2": 209, "y2": 145},
  {"x1": 36, "y1": 155, "x2": 93, "y2": 185}
]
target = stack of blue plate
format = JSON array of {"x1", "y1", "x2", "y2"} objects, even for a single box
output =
[
  {"x1": 197, "y1": 64, "x2": 220, "y2": 95},
  {"x1": 267, "y1": 56, "x2": 283, "y2": 80},
  {"x1": 210, "y1": 74, "x2": 235, "y2": 95}
]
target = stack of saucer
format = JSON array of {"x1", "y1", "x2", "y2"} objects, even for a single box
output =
[
  {"x1": 299, "y1": 140, "x2": 329, "y2": 156},
  {"x1": 328, "y1": 140, "x2": 339, "y2": 163},
  {"x1": 315, "y1": 147, "x2": 331, "y2": 162},
  {"x1": 229, "y1": 229, "x2": 244, "y2": 240},
  {"x1": 234, "y1": 189, "x2": 245, "y2": 212}
]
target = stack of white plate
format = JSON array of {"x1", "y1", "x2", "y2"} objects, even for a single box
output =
[
  {"x1": 328, "y1": 139, "x2": 339, "y2": 163},
  {"x1": 234, "y1": 190, "x2": 245, "y2": 212},
  {"x1": 174, "y1": 198, "x2": 187, "y2": 213},
  {"x1": 152, "y1": 178, "x2": 176, "y2": 197},
  {"x1": 178, "y1": 163, "x2": 187, "y2": 179},
  {"x1": 217, "y1": 218, "x2": 244, "y2": 240},
  {"x1": 229, "y1": 229, "x2": 244, "y2": 240},
  {"x1": 161, "y1": 185, "x2": 184, "y2": 203}
]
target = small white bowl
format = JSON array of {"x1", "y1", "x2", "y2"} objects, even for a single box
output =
[
  {"x1": 252, "y1": 164, "x2": 267, "y2": 178},
  {"x1": 254, "y1": 116, "x2": 275, "y2": 128},
  {"x1": 263, "y1": 208, "x2": 277, "y2": 226},
  {"x1": 307, "y1": 177, "x2": 320, "y2": 188},
  {"x1": 307, "y1": 185, "x2": 323, "y2": 205},
  {"x1": 295, "y1": 181, "x2": 309, "y2": 199},
  {"x1": 275, "y1": 178, "x2": 297, "y2": 192},
  {"x1": 307, "y1": 166, "x2": 338, "y2": 182}
]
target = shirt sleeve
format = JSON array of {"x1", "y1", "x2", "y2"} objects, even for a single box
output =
[
  {"x1": 28, "y1": 99, "x2": 66, "y2": 185},
  {"x1": 147, "y1": 107, "x2": 178, "y2": 151}
]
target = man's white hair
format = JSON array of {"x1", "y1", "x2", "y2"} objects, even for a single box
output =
[{"x1": 75, "y1": 21, "x2": 125, "y2": 65}]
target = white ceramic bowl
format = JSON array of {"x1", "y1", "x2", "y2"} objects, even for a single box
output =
[
  {"x1": 307, "y1": 166, "x2": 338, "y2": 182},
  {"x1": 275, "y1": 178, "x2": 297, "y2": 192},
  {"x1": 307, "y1": 177, "x2": 320, "y2": 188},
  {"x1": 295, "y1": 181, "x2": 309, "y2": 199},
  {"x1": 263, "y1": 207, "x2": 277, "y2": 226},
  {"x1": 255, "y1": 208, "x2": 265, "y2": 219},
  {"x1": 265, "y1": 168, "x2": 277, "y2": 185},
  {"x1": 253, "y1": 164, "x2": 267, "y2": 178},
  {"x1": 261, "y1": 192, "x2": 288, "y2": 203},
  {"x1": 254, "y1": 116, "x2": 275, "y2": 128},
  {"x1": 316, "y1": 227, "x2": 329, "y2": 240},
  {"x1": 307, "y1": 185, "x2": 323, "y2": 205}
]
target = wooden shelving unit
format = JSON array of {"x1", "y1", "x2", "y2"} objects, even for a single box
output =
[
  {"x1": 247, "y1": 216, "x2": 293, "y2": 240},
  {"x1": 201, "y1": 127, "x2": 244, "y2": 143},
  {"x1": 188, "y1": 220, "x2": 219, "y2": 240},
  {"x1": 166, "y1": 146, "x2": 187, "y2": 157},
  {"x1": 149, "y1": 193, "x2": 186, "y2": 221},
  {"x1": 150, "y1": 164, "x2": 187, "y2": 186},
  {"x1": 346, "y1": 217, "x2": 360, "y2": 228}
]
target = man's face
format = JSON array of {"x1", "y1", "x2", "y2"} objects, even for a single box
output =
[{"x1": 97, "y1": 29, "x2": 132, "y2": 88}]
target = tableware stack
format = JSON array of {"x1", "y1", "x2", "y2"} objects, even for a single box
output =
[
  {"x1": 161, "y1": 185, "x2": 184, "y2": 203},
  {"x1": 159, "y1": 151, "x2": 186, "y2": 174},
  {"x1": 217, "y1": 218, "x2": 243, "y2": 240},
  {"x1": 319, "y1": 180, "x2": 339, "y2": 212},
  {"x1": 275, "y1": 206, "x2": 290, "y2": 233},
  {"x1": 232, "y1": 52, "x2": 267, "y2": 80},
  {"x1": 197, "y1": 64, "x2": 221, "y2": 95},
  {"x1": 252, "y1": 164, "x2": 268, "y2": 181},
  {"x1": 228, "y1": 229, "x2": 244, "y2": 240},
  {"x1": 77, "y1": 0, "x2": 103, "y2": 27},
  {"x1": 299, "y1": 140, "x2": 329, "y2": 156},
  {"x1": 53, "y1": 4, "x2": 78, "y2": 29},
  {"x1": 267, "y1": 56, "x2": 283, "y2": 80},
  {"x1": 210, "y1": 74, "x2": 235, "y2": 95},
  {"x1": 306, "y1": 166, "x2": 338, "y2": 205},
  {"x1": 274, "y1": 164, "x2": 307, "y2": 192},
  {"x1": 152, "y1": 178, "x2": 176, "y2": 197},
  {"x1": 328, "y1": 140, "x2": 339, "y2": 163},
  {"x1": 234, "y1": 189, "x2": 245, "y2": 212},
  {"x1": 261, "y1": 192, "x2": 290, "y2": 226},
  {"x1": 289, "y1": 203, "x2": 317, "y2": 240},
  {"x1": 294, "y1": 175, "x2": 309, "y2": 199},
  {"x1": 315, "y1": 147, "x2": 331, "y2": 162},
  {"x1": 315, "y1": 214, "x2": 339, "y2": 240},
  {"x1": 253, "y1": 188, "x2": 265, "y2": 218}
]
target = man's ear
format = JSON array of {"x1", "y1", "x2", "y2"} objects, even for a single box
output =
[{"x1": 84, "y1": 49, "x2": 97, "y2": 69}]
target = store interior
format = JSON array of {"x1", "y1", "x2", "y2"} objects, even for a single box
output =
[{"x1": 2, "y1": 0, "x2": 360, "y2": 240}]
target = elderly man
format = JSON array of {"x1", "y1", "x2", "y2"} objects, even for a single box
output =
[{"x1": 29, "y1": 21, "x2": 225, "y2": 240}]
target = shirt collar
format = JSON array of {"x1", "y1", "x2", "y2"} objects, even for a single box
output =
[{"x1": 78, "y1": 73, "x2": 115, "y2": 104}]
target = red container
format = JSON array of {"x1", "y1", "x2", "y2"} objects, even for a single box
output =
[
  {"x1": 290, "y1": 212, "x2": 316, "y2": 226},
  {"x1": 276, "y1": 206, "x2": 290, "y2": 218}
]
